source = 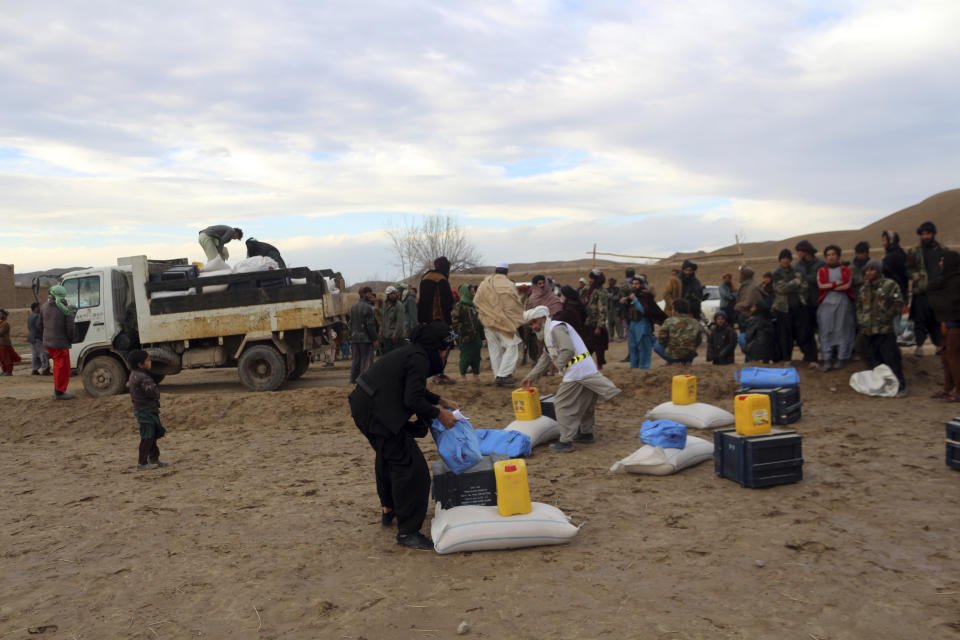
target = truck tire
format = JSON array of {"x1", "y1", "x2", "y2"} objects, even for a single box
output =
[
  {"x1": 287, "y1": 351, "x2": 310, "y2": 381},
  {"x1": 238, "y1": 344, "x2": 287, "y2": 391},
  {"x1": 82, "y1": 355, "x2": 128, "y2": 397}
]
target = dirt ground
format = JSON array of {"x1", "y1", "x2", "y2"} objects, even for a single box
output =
[{"x1": 0, "y1": 339, "x2": 958, "y2": 640}]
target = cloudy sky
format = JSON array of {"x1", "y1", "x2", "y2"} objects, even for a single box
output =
[{"x1": 2, "y1": 0, "x2": 957, "y2": 283}]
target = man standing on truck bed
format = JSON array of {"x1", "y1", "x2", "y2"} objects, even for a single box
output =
[
  {"x1": 244, "y1": 237, "x2": 286, "y2": 269},
  {"x1": 198, "y1": 225, "x2": 243, "y2": 262}
]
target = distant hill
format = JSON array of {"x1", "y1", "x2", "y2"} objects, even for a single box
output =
[
  {"x1": 351, "y1": 189, "x2": 959, "y2": 297},
  {"x1": 13, "y1": 268, "x2": 90, "y2": 287}
]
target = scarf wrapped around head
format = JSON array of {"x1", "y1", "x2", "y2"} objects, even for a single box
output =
[
  {"x1": 410, "y1": 321, "x2": 457, "y2": 376},
  {"x1": 583, "y1": 269, "x2": 606, "y2": 304},
  {"x1": 49, "y1": 285, "x2": 74, "y2": 317},
  {"x1": 458, "y1": 283, "x2": 474, "y2": 305},
  {"x1": 522, "y1": 305, "x2": 550, "y2": 324}
]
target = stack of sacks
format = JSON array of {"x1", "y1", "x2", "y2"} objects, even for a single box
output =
[
  {"x1": 645, "y1": 401, "x2": 734, "y2": 429},
  {"x1": 153, "y1": 260, "x2": 228, "y2": 300},
  {"x1": 197, "y1": 256, "x2": 233, "y2": 293},
  {"x1": 610, "y1": 419, "x2": 714, "y2": 475},
  {"x1": 232, "y1": 256, "x2": 279, "y2": 273}
]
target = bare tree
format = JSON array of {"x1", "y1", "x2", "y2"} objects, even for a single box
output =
[{"x1": 386, "y1": 215, "x2": 482, "y2": 280}]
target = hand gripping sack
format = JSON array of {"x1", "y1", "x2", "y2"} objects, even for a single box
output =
[
  {"x1": 849, "y1": 364, "x2": 899, "y2": 397},
  {"x1": 735, "y1": 366, "x2": 800, "y2": 388},
  {"x1": 430, "y1": 414, "x2": 483, "y2": 475},
  {"x1": 645, "y1": 402, "x2": 734, "y2": 429},
  {"x1": 474, "y1": 429, "x2": 533, "y2": 457},
  {"x1": 610, "y1": 435, "x2": 714, "y2": 476}
]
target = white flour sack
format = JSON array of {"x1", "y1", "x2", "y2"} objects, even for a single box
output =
[
  {"x1": 431, "y1": 502, "x2": 579, "y2": 554},
  {"x1": 504, "y1": 416, "x2": 560, "y2": 446},
  {"x1": 645, "y1": 402, "x2": 734, "y2": 429},
  {"x1": 610, "y1": 435, "x2": 714, "y2": 476}
]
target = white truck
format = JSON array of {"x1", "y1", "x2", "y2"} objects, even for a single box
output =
[{"x1": 58, "y1": 255, "x2": 347, "y2": 396}]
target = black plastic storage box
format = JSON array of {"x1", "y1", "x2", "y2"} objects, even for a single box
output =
[
  {"x1": 735, "y1": 386, "x2": 802, "y2": 425},
  {"x1": 714, "y1": 428, "x2": 803, "y2": 488},
  {"x1": 947, "y1": 418, "x2": 960, "y2": 471},
  {"x1": 540, "y1": 393, "x2": 557, "y2": 421},
  {"x1": 159, "y1": 264, "x2": 199, "y2": 280},
  {"x1": 431, "y1": 455, "x2": 507, "y2": 509}
]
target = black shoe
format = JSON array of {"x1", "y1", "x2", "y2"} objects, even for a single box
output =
[
  {"x1": 573, "y1": 432, "x2": 595, "y2": 444},
  {"x1": 549, "y1": 441, "x2": 575, "y2": 453},
  {"x1": 31, "y1": 370, "x2": 40, "y2": 376},
  {"x1": 149, "y1": 459, "x2": 169, "y2": 467},
  {"x1": 41, "y1": 370, "x2": 52, "y2": 376},
  {"x1": 381, "y1": 510, "x2": 396, "y2": 527},
  {"x1": 53, "y1": 391, "x2": 76, "y2": 400},
  {"x1": 620, "y1": 356, "x2": 630, "y2": 362},
  {"x1": 396, "y1": 532, "x2": 433, "y2": 550},
  {"x1": 494, "y1": 376, "x2": 517, "y2": 386}
]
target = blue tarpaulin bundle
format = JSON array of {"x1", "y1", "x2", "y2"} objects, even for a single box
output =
[
  {"x1": 736, "y1": 366, "x2": 800, "y2": 388},
  {"x1": 474, "y1": 429, "x2": 533, "y2": 458},
  {"x1": 430, "y1": 414, "x2": 483, "y2": 475},
  {"x1": 640, "y1": 420, "x2": 688, "y2": 449}
]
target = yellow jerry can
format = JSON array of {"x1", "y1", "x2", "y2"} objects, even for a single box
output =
[
  {"x1": 494, "y1": 458, "x2": 532, "y2": 516},
  {"x1": 735, "y1": 394, "x2": 772, "y2": 435},
  {"x1": 512, "y1": 387, "x2": 542, "y2": 421},
  {"x1": 671, "y1": 374, "x2": 697, "y2": 405}
]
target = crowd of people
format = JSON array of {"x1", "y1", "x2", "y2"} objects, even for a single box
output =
[{"x1": 335, "y1": 221, "x2": 956, "y2": 405}]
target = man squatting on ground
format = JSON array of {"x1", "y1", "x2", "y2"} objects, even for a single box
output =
[
  {"x1": 348, "y1": 322, "x2": 460, "y2": 550},
  {"x1": 520, "y1": 305, "x2": 621, "y2": 453}
]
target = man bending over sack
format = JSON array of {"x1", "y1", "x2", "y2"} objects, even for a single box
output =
[
  {"x1": 520, "y1": 306, "x2": 621, "y2": 453},
  {"x1": 348, "y1": 322, "x2": 460, "y2": 550}
]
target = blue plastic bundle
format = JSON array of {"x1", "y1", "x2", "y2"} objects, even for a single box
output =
[
  {"x1": 430, "y1": 415, "x2": 483, "y2": 475},
  {"x1": 474, "y1": 429, "x2": 533, "y2": 458},
  {"x1": 735, "y1": 366, "x2": 800, "y2": 388},
  {"x1": 640, "y1": 419, "x2": 688, "y2": 449}
]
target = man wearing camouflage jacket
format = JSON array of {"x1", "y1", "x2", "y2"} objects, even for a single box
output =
[
  {"x1": 857, "y1": 259, "x2": 906, "y2": 396},
  {"x1": 654, "y1": 299, "x2": 701, "y2": 364}
]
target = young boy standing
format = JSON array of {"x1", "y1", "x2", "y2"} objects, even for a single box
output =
[{"x1": 128, "y1": 350, "x2": 168, "y2": 470}]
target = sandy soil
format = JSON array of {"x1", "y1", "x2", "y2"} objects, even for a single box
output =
[{"x1": 0, "y1": 340, "x2": 958, "y2": 640}]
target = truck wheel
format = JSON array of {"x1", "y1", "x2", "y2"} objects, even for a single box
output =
[
  {"x1": 287, "y1": 351, "x2": 310, "y2": 381},
  {"x1": 238, "y1": 344, "x2": 287, "y2": 391},
  {"x1": 82, "y1": 355, "x2": 128, "y2": 397}
]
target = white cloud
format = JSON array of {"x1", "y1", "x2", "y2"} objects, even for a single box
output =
[{"x1": 0, "y1": 0, "x2": 956, "y2": 282}]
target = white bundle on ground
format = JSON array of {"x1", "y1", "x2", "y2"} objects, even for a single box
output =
[
  {"x1": 610, "y1": 435, "x2": 714, "y2": 475},
  {"x1": 431, "y1": 502, "x2": 579, "y2": 554},
  {"x1": 645, "y1": 402, "x2": 734, "y2": 429},
  {"x1": 504, "y1": 416, "x2": 560, "y2": 446},
  {"x1": 233, "y1": 256, "x2": 278, "y2": 273},
  {"x1": 849, "y1": 364, "x2": 899, "y2": 397}
]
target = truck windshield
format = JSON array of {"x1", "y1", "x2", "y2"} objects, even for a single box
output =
[{"x1": 63, "y1": 276, "x2": 101, "y2": 309}]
